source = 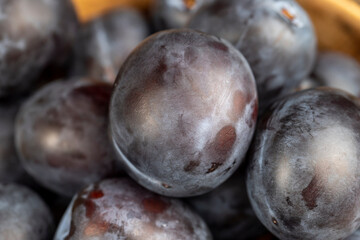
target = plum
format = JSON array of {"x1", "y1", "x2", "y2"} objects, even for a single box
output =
[
  {"x1": 110, "y1": 29, "x2": 258, "y2": 197},
  {"x1": 0, "y1": 183, "x2": 54, "y2": 240},
  {"x1": 73, "y1": 8, "x2": 149, "y2": 84},
  {"x1": 188, "y1": 0, "x2": 317, "y2": 109},
  {"x1": 151, "y1": 0, "x2": 214, "y2": 30},
  {"x1": 54, "y1": 178, "x2": 212, "y2": 240},
  {"x1": 0, "y1": 0, "x2": 78, "y2": 98},
  {"x1": 247, "y1": 88, "x2": 360, "y2": 240},
  {"x1": 15, "y1": 78, "x2": 120, "y2": 197},
  {"x1": 313, "y1": 52, "x2": 360, "y2": 97},
  {"x1": 0, "y1": 99, "x2": 27, "y2": 183},
  {"x1": 187, "y1": 167, "x2": 267, "y2": 240}
]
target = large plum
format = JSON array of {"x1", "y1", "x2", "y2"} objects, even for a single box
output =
[
  {"x1": 0, "y1": 0, "x2": 78, "y2": 97},
  {"x1": 188, "y1": 0, "x2": 317, "y2": 109},
  {"x1": 54, "y1": 178, "x2": 212, "y2": 240},
  {"x1": 15, "y1": 78, "x2": 120, "y2": 197},
  {"x1": 110, "y1": 29, "x2": 258, "y2": 197},
  {"x1": 247, "y1": 88, "x2": 360, "y2": 239}
]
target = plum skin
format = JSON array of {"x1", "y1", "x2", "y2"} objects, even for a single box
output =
[
  {"x1": 313, "y1": 51, "x2": 360, "y2": 97},
  {"x1": 15, "y1": 79, "x2": 119, "y2": 197},
  {"x1": 151, "y1": 0, "x2": 214, "y2": 30},
  {"x1": 110, "y1": 29, "x2": 258, "y2": 197},
  {"x1": 188, "y1": 0, "x2": 317, "y2": 109},
  {"x1": 54, "y1": 178, "x2": 212, "y2": 240},
  {"x1": 0, "y1": 0, "x2": 78, "y2": 97},
  {"x1": 0, "y1": 183, "x2": 54, "y2": 240},
  {"x1": 247, "y1": 88, "x2": 360, "y2": 240},
  {"x1": 72, "y1": 8, "x2": 149, "y2": 84},
  {"x1": 0, "y1": 100, "x2": 27, "y2": 183}
]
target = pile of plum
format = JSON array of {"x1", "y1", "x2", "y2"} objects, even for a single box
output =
[{"x1": 1, "y1": 0, "x2": 360, "y2": 239}]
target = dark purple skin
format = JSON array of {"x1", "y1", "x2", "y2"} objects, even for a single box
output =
[
  {"x1": 54, "y1": 178, "x2": 212, "y2": 240},
  {"x1": 15, "y1": 79, "x2": 120, "y2": 197},
  {"x1": 0, "y1": 183, "x2": 54, "y2": 240},
  {"x1": 73, "y1": 8, "x2": 149, "y2": 84},
  {"x1": 247, "y1": 88, "x2": 360, "y2": 240},
  {"x1": 187, "y1": 167, "x2": 268, "y2": 240},
  {"x1": 152, "y1": 0, "x2": 214, "y2": 30},
  {"x1": 312, "y1": 52, "x2": 360, "y2": 97},
  {"x1": 0, "y1": 0, "x2": 78, "y2": 98},
  {"x1": 188, "y1": 0, "x2": 317, "y2": 109},
  {"x1": 110, "y1": 29, "x2": 258, "y2": 197},
  {"x1": 0, "y1": 100, "x2": 27, "y2": 183}
]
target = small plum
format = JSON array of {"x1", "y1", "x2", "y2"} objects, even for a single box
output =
[
  {"x1": 15, "y1": 78, "x2": 120, "y2": 197},
  {"x1": 0, "y1": 0, "x2": 78, "y2": 97},
  {"x1": 73, "y1": 8, "x2": 149, "y2": 84},
  {"x1": 0, "y1": 183, "x2": 54, "y2": 240}
]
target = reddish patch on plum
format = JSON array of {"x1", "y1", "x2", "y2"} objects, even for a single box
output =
[
  {"x1": 281, "y1": 8, "x2": 296, "y2": 21},
  {"x1": 142, "y1": 197, "x2": 169, "y2": 214},
  {"x1": 89, "y1": 189, "x2": 104, "y2": 199},
  {"x1": 302, "y1": 175, "x2": 322, "y2": 210},
  {"x1": 183, "y1": 0, "x2": 196, "y2": 9},
  {"x1": 162, "y1": 183, "x2": 172, "y2": 189},
  {"x1": 184, "y1": 160, "x2": 200, "y2": 172},
  {"x1": 84, "y1": 221, "x2": 109, "y2": 236},
  {"x1": 230, "y1": 91, "x2": 246, "y2": 121},
  {"x1": 206, "y1": 162, "x2": 223, "y2": 174},
  {"x1": 85, "y1": 200, "x2": 97, "y2": 218},
  {"x1": 207, "y1": 41, "x2": 229, "y2": 52},
  {"x1": 215, "y1": 125, "x2": 236, "y2": 154}
]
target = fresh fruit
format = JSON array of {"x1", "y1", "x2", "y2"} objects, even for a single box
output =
[
  {"x1": 110, "y1": 29, "x2": 258, "y2": 197},
  {"x1": 313, "y1": 51, "x2": 360, "y2": 97},
  {"x1": 151, "y1": 0, "x2": 214, "y2": 30},
  {"x1": 0, "y1": 0, "x2": 78, "y2": 97},
  {"x1": 0, "y1": 183, "x2": 54, "y2": 240},
  {"x1": 54, "y1": 178, "x2": 212, "y2": 240},
  {"x1": 247, "y1": 88, "x2": 360, "y2": 240},
  {"x1": 72, "y1": 8, "x2": 149, "y2": 83},
  {"x1": 15, "y1": 78, "x2": 119, "y2": 197},
  {"x1": 188, "y1": 0, "x2": 317, "y2": 109}
]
